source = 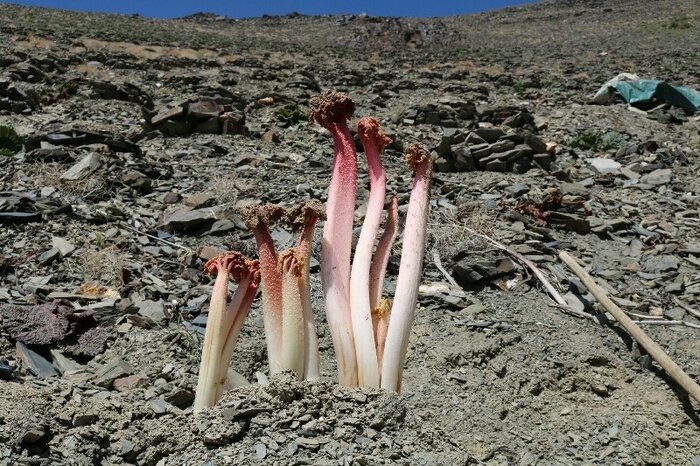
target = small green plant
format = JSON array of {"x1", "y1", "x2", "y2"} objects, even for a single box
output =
[
  {"x1": 512, "y1": 80, "x2": 527, "y2": 95},
  {"x1": 60, "y1": 80, "x2": 80, "y2": 96},
  {"x1": 0, "y1": 125, "x2": 23, "y2": 156},
  {"x1": 93, "y1": 232, "x2": 106, "y2": 248},
  {"x1": 570, "y1": 130, "x2": 625, "y2": 152},
  {"x1": 275, "y1": 103, "x2": 306, "y2": 128},
  {"x1": 666, "y1": 16, "x2": 693, "y2": 29}
]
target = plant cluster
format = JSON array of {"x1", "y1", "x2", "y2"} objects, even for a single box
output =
[
  {"x1": 194, "y1": 91, "x2": 433, "y2": 412},
  {"x1": 0, "y1": 125, "x2": 23, "y2": 156},
  {"x1": 275, "y1": 103, "x2": 307, "y2": 127},
  {"x1": 569, "y1": 130, "x2": 625, "y2": 152}
]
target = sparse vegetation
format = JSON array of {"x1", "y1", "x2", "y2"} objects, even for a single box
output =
[
  {"x1": 512, "y1": 80, "x2": 527, "y2": 95},
  {"x1": 569, "y1": 130, "x2": 625, "y2": 152},
  {"x1": 0, "y1": 125, "x2": 23, "y2": 156},
  {"x1": 275, "y1": 103, "x2": 307, "y2": 127},
  {"x1": 665, "y1": 16, "x2": 693, "y2": 29}
]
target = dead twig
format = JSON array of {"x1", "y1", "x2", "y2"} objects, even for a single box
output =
[
  {"x1": 120, "y1": 223, "x2": 193, "y2": 253},
  {"x1": 559, "y1": 250, "x2": 700, "y2": 404},
  {"x1": 463, "y1": 227, "x2": 597, "y2": 322},
  {"x1": 431, "y1": 249, "x2": 459, "y2": 288},
  {"x1": 633, "y1": 320, "x2": 700, "y2": 330}
]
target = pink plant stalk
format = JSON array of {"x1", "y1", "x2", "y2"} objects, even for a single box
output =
[
  {"x1": 242, "y1": 201, "x2": 324, "y2": 380},
  {"x1": 287, "y1": 201, "x2": 325, "y2": 380},
  {"x1": 349, "y1": 117, "x2": 392, "y2": 388},
  {"x1": 380, "y1": 145, "x2": 433, "y2": 392},
  {"x1": 309, "y1": 91, "x2": 359, "y2": 386},
  {"x1": 241, "y1": 205, "x2": 285, "y2": 374},
  {"x1": 194, "y1": 253, "x2": 260, "y2": 413}
]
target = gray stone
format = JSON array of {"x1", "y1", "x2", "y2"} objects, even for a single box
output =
[
  {"x1": 37, "y1": 247, "x2": 60, "y2": 265},
  {"x1": 524, "y1": 133, "x2": 548, "y2": 153},
  {"x1": 15, "y1": 342, "x2": 57, "y2": 378},
  {"x1": 20, "y1": 427, "x2": 45, "y2": 445},
  {"x1": 49, "y1": 349, "x2": 83, "y2": 374},
  {"x1": 586, "y1": 157, "x2": 621, "y2": 174},
  {"x1": 189, "y1": 100, "x2": 224, "y2": 120},
  {"x1": 560, "y1": 182, "x2": 588, "y2": 196},
  {"x1": 119, "y1": 439, "x2": 137, "y2": 459},
  {"x1": 664, "y1": 307, "x2": 685, "y2": 321},
  {"x1": 161, "y1": 207, "x2": 222, "y2": 231},
  {"x1": 511, "y1": 157, "x2": 532, "y2": 174},
  {"x1": 564, "y1": 292, "x2": 586, "y2": 313},
  {"x1": 151, "y1": 105, "x2": 184, "y2": 125},
  {"x1": 453, "y1": 255, "x2": 513, "y2": 287},
  {"x1": 256, "y1": 443, "x2": 267, "y2": 460},
  {"x1": 470, "y1": 143, "x2": 492, "y2": 161},
  {"x1": 122, "y1": 170, "x2": 152, "y2": 193},
  {"x1": 643, "y1": 255, "x2": 679, "y2": 273},
  {"x1": 161, "y1": 119, "x2": 192, "y2": 136},
  {"x1": 451, "y1": 143, "x2": 475, "y2": 171},
  {"x1": 484, "y1": 159, "x2": 508, "y2": 172},
  {"x1": 60, "y1": 152, "x2": 101, "y2": 181},
  {"x1": 51, "y1": 237, "x2": 75, "y2": 256},
  {"x1": 194, "y1": 117, "x2": 221, "y2": 134},
  {"x1": 72, "y1": 412, "x2": 98, "y2": 427},
  {"x1": 434, "y1": 156, "x2": 454, "y2": 172},
  {"x1": 640, "y1": 168, "x2": 672, "y2": 186},
  {"x1": 148, "y1": 398, "x2": 168, "y2": 414},
  {"x1": 489, "y1": 139, "x2": 515, "y2": 153},
  {"x1": 504, "y1": 183, "x2": 529, "y2": 197},
  {"x1": 137, "y1": 299, "x2": 169, "y2": 323},
  {"x1": 465, "y1": 132, "x2": 487, "y2": 145},
  {"x1": 547, "y1": 212, "x2": 590, "y2": 233},
  {"x1": 533, "y1": 153, "x2": 552, "y2": 169},
  {"x1": 475, "y1": 127, "x2": 505, "y2": 143},
  {"x1": 94, "y1": 358, "x2": 134, "y2": 388}
]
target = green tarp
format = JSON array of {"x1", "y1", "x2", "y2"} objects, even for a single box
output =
[{"x1": 597, "y1": 78, "x2": 700, "y2": 114}]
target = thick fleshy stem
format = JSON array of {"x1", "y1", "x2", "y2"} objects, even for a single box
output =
[
  {"x1": 381, "y1": 145, "x2": 433, "y2": 392},
  {"x1": 279, "y1": 249, "x2": 306, "y2": 378},
  {"x1": 241, "y1": 205, "x2": 285, "y2": 374},
  {"x1": 214, "y1": 258, "x2": 260, "y2": 401},
  {"x1": 369, "y1": 196, "x2": 399, "y2": 311},
  {"x1": 349, "y1": 116, "x2": 392, "y2": 388},
  {"x1": 287, "y1": 200, "x2": 325, "y2": 380},
  {"x1": 310, "y1": 90, "x2": 359, "y2": 386},
  {"x1": 194, "y1": 253, "x2": 260, "y2": 413}
]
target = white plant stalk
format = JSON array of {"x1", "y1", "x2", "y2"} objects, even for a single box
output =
[{"x1": 381, "y1": 145, "x2": 433, "y2": 392}]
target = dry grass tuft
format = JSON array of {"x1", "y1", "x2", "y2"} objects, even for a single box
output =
[
  {"x1": 74, "y1": 62, "x2": 112, "y2": 79},
  {"x1": 79, "y1": 37, "x2": 230, "y2": 62},
  {"x1": 73, "y1": 244, "x2": 126, "y2": 289},
  {"x1": 14, "y1": 35, "x2": 55, "y2": 50},
  {"x1": 31, "y1": 162, "x2": 108, "y2": 203},
  {"x1": 428, "y1": 203, "x2": 495, "y2": 259},
  {"x1": 208, "y1": 172, "x2": 239, "y2": 209}
]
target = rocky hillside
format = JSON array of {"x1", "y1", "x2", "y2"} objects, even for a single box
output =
[{"x1": 1, "y1": 1, "x2": 699, "y2": 464}]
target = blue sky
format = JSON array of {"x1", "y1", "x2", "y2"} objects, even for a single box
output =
[{"x1": 6, "y1": 1, "x2": 536, "y2": 19}]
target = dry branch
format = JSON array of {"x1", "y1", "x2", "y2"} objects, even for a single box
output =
[{"x1": 559, "y1": 251, "x2": 700, "y2": 405}]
